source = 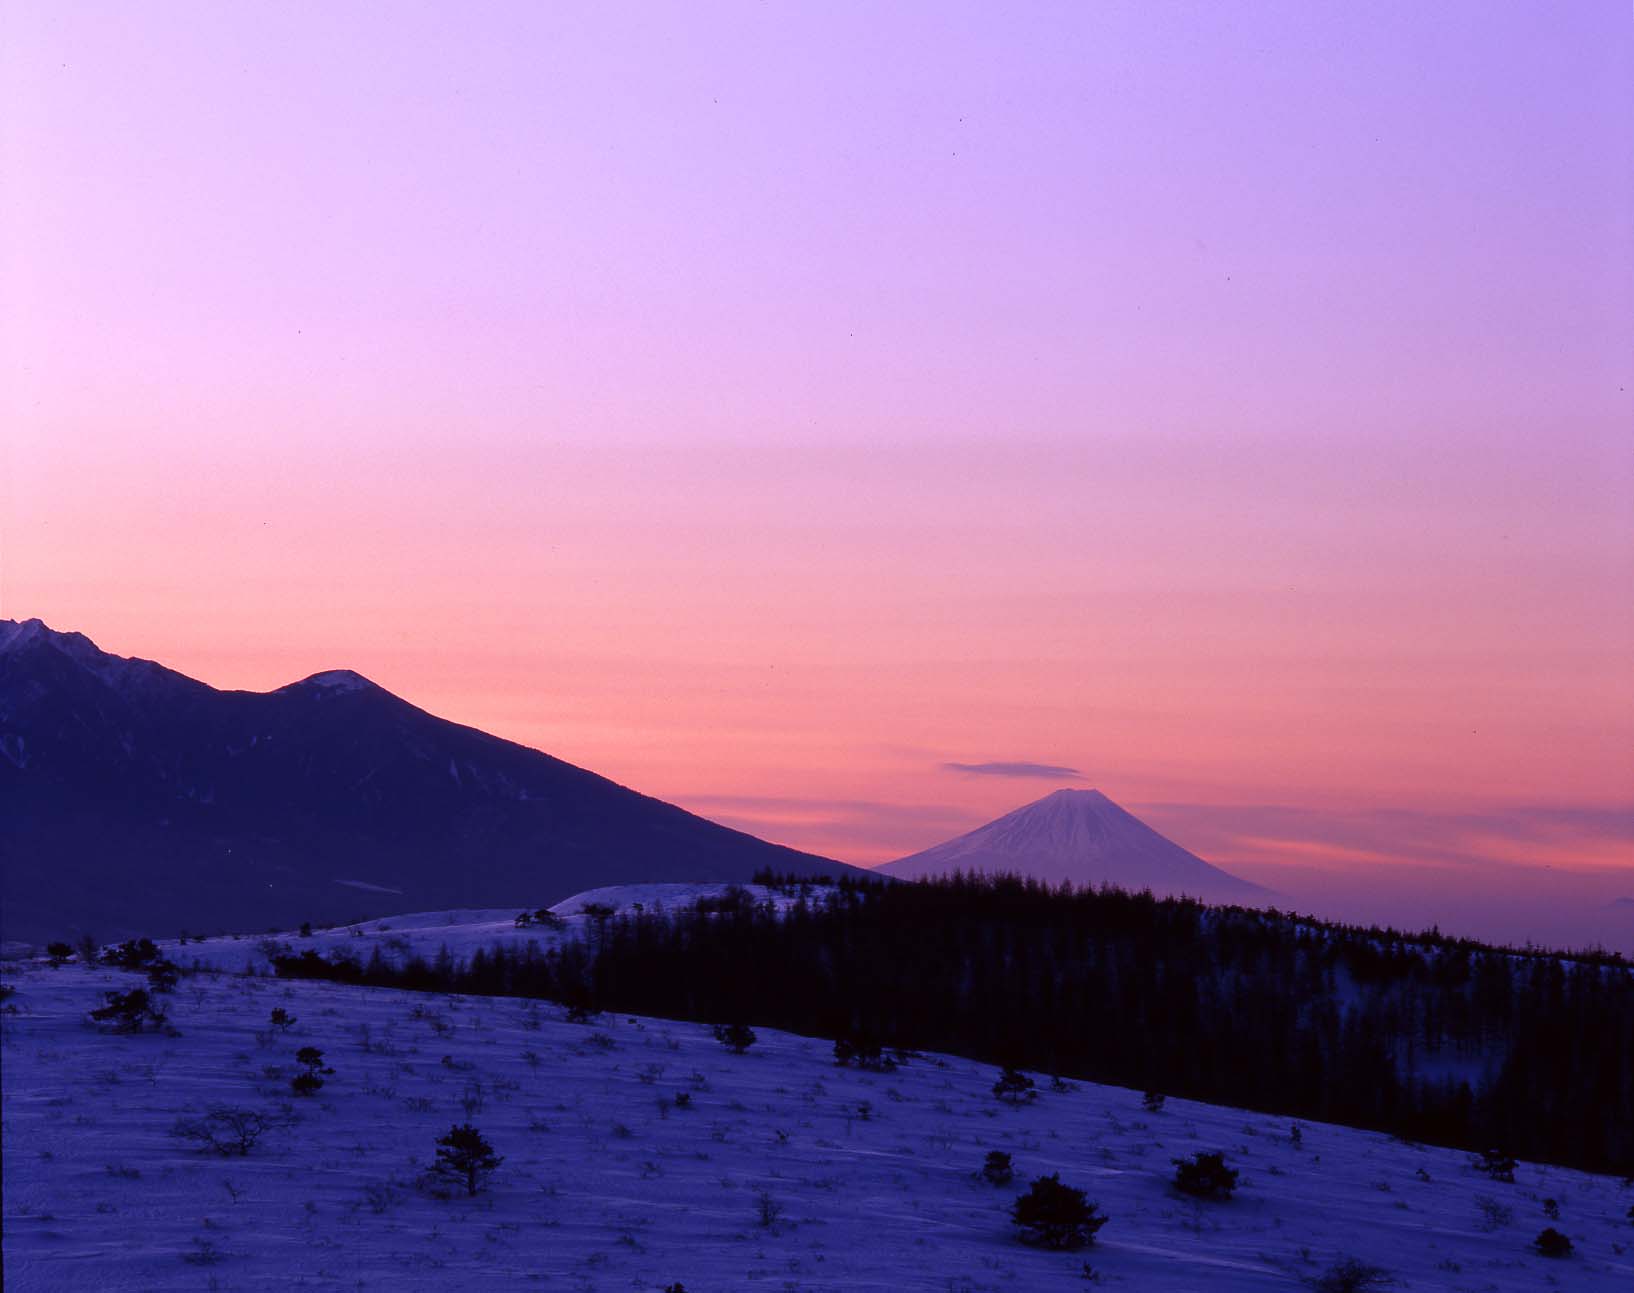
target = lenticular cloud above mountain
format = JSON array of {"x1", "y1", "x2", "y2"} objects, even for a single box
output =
[{"x1": 879, "y1": 788, "x2": 1269, "y2": 904}]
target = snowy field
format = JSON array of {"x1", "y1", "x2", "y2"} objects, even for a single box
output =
[{"x1": 4, "y1": 892, "x2": 1632, "y2": 1291}]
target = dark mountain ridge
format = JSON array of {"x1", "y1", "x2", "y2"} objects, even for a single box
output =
[{"x1": 0, "y1": 619, "x2": 863, "y2": 943}]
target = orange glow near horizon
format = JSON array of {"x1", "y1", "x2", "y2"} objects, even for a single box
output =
[{"x1": 3, "y1": 4, "x2": 1630, "y2": 947}]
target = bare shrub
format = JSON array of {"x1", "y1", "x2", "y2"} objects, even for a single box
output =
[
  {"x1": 1475, "y1": 1195, "x2": 1513, "y2": 1231},
  {"x1": 756, "y1": 1190, "x2": 786, "y2": 1231},
  {"x1": 171, "y1": 1107, "x2": 289, "y2": 1156}
]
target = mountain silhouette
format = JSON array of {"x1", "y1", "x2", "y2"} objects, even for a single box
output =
[{"x1": 0, "y1": 619, "x2": 863, "y2": 943}]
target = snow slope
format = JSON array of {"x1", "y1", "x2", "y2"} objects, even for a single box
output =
[
  {"x1": 881, "y1": 789, "x2": 1269, "y2": 904},
  {"x1": 5, "y1": 902, "x2": 1631, "y2": 1291},
  {"x1": 135, "y1": 883, "x2": 805, "y2": 976}
]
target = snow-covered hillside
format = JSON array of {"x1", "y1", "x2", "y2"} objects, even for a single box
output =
[
  {"x1": 130, "y1": 883, "x2": 804, "y2": 976},
  {"x1": 4, "y1": 896, "x2": 1632, "y2": 1291}
]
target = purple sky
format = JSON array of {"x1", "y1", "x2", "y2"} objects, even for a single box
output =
[{"x1": 4, "y1": 3, "x2": 1631, "y2": 948}]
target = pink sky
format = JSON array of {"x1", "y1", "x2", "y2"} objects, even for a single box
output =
[{"x1": 4, "y1": 4, "x2": 1631, "y2": 944}]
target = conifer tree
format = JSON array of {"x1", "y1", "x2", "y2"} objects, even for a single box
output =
[{"x1": 432, "y1": 1123, "x2": 503, "y2": 1196}]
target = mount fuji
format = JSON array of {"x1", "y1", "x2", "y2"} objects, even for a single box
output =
[{"x1": 879, "y1": 787, "x2": 1269, "y2": 904}]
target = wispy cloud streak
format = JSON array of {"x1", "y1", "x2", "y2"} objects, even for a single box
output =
[{"x1": 943, "y1": 761, "x2": 1084, "y2": 780}]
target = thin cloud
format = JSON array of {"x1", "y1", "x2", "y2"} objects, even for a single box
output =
[{"x1": 943, "y1": 761, "x2": 1084, "y2": 780}]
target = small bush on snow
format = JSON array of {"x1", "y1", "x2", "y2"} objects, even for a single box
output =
[
  {"x1": 1172, "y1": 1151, "x2": 1239, "y2": 1200},
  {"x1": 1533, "y1": 1228, "x2": 1573, "y2": 1258},
  {"x1": 1306, "y1": 1257, "x2": 1397, "y2": 1292},
  {"x1": 980, "y1": 1150, "x2": 1015, "y2": 1185},
  {"x1": 1010, "y1": 1174, "x2": 1107, "y2": 1249},
  {"x1": 993, "y1": 1067, "x2": 1037, "y2": 1105},
  {"x1": 713, "y1": 1022, "x2": 757, "y2": 1053}
]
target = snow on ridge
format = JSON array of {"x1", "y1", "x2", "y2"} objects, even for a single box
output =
[
  {"x1": 0, "y1": 616, "x2": 164, "y2": 691},
  {"x1": 126, "y1": 884, "x2": 799, "y2": 976},
  {"x1": 287, "y1": 669, "x2": 375, "y2": 694},
  {"x1": 0, "y1": 617, "x2": 48, "y2": 654}
]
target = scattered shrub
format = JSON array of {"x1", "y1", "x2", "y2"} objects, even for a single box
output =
[
  {"x1": 181, "y1": 1237, "x2": 224, "y2": 1266},
  {"x1": 102, "y1": 938, "x2": 161, "y2": 970},
  {"x1": 1306, "y1": 1256, "x2": 1396, "y2": 1292},
  {"x1": 1011, "y1": 1174, "x2": 1107, "y2": 1249},
  {"x1": 145, "y1": 960, "x2": 179, "y2": 994},
  {"x1": 980, "y1": 1150, "x2": 1015, "y2": 1185},
  {"x1": 1172, "y1": 1151, "x2": 1239, "y2": 1200},
  {"x1": 172, "y1": 1107, "x2": 286, "y2": 1156},
  {"x1": 1474, "y1": 1149, "x2": 1517, "y2": 1183},
  {"x1": 269, "y1": 1007, "x2": 296, "y2": 1031},
  {"x1": 755, "y1": 1189, "x2": 785, "y2": 1230},
  {"x1": 290, "y1": 1046, "x2": 333, "y2": 1096},
  {"x1": 1141, "y1": 1091, "x2": 1165, "y2": 1113},
  {"x1": 833, "y1": 1034, "x2": 894, "y2": 1070},
  {"x1": 713, "y1": 1022, "x2": 757, "y2": 1054},
  {"x1": 430, "y1": 1124, "x2": 502, "y2": 1196},
  {"x1": 1474, "y1": 1194, "x2": 1513, "y2": 1230},
  {"x1": 993, "y1": 1067, "x2": 1037, "y2": 1105},
  {"x1": 563, "y1": 991, "x2": 600, "y2": 1024},
  {"x1": 1533, "y1": 1228, "x2": 1573, "y2": 1258},
  {"x1": 89, "y1": 988, "x2": 168, "y2": 1033}
]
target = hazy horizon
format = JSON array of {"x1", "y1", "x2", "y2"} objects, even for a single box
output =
[{"x1": 4, "y1": 3, "x2": 1630, "y2": 949}]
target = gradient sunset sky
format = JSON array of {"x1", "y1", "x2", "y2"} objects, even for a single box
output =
[{"x1": 4, "y1": 3, "x2": 1631, "y2": 945}]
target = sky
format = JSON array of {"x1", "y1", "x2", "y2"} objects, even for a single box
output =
[{"x1": 3, "y1": 3, "x2": 1631, "y2": 946}]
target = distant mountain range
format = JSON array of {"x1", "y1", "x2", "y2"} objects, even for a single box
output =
[
  {"x1": 0, "y1": 619, "x2": 863, "y2": 943},
  {"x1": 879, "y1": 787, "x2": 1269, "y2": 904}
]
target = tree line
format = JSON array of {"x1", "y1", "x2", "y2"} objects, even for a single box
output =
[{"x1": 273, "y1": 873, "x2": 1634, "y2": 1176}]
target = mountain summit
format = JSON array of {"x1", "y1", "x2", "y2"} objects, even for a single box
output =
[
  {"x1": 878, "y1": 787, "x2": 1267, "y2": 903},
  {"x1": 0, "y1": 619, "x2": 863, "y2": 943}
]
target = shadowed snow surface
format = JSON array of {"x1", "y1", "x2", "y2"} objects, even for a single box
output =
[{"x1": 4, "y1": 888, "x2": 1630, "y2": 1291}]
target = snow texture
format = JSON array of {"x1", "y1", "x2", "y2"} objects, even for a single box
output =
[
  {"x1": 882, "y1": 788, "x2": 1269, "y2": 902},
  {"x1": 5, "y1": 886, "x2": 1631, "y2": 1291}
]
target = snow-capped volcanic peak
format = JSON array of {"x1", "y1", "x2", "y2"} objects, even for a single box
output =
[
  {"x1": 880, "y1": 787, "x2": 1268, "y2": 903},
  {"x1": 958, "y1": 787, "x2": 1135, "y2": 856}
]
